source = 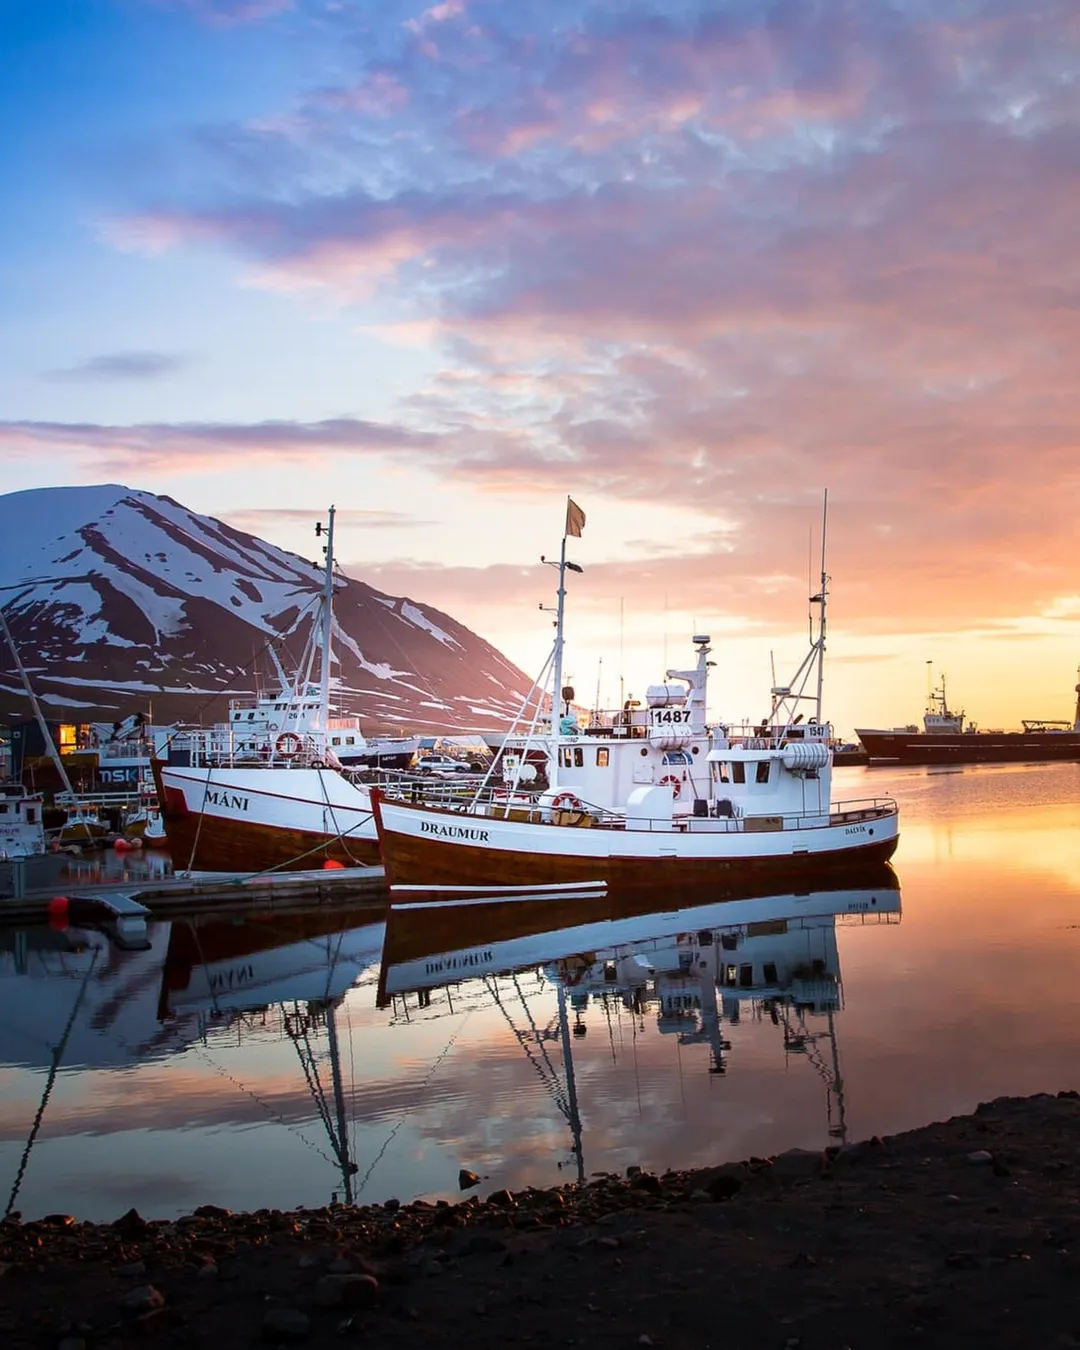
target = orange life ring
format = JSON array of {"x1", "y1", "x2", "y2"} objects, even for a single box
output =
[
  {"x1": 551, "y1": 790, "x2": 584, "y2": 813},
  {"x1": 659, "y1": 774, "x2": 682, "y2": 799},
  {"x1": 276, "y1": 732, "x2": 301, "y2": 759}
]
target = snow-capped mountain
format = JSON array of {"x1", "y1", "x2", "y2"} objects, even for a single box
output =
[{"x1": 0, "y1": 485, "x2": 532, "y2": 732}]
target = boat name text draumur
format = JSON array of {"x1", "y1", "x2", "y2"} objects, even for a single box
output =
[{"x1": 419, "y1": 821, "x2": 491, "y2": 841}]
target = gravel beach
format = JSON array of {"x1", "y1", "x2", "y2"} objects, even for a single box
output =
[{"x1": 4, "y1": 1091, "x2": 1080, "y2": 1349}]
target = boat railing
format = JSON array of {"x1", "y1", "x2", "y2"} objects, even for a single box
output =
[{"x1": 392, "y1": 783, "x2": 897, "y2": 833}]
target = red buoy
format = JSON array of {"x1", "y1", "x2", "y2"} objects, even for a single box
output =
[
  {"x1": 48, "y1": 895, "x2": 70, "y2": 930},
  {"x1": 322, "y1": 858, "x2": 346, "y2": 870}
]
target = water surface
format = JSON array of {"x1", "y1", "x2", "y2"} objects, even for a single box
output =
[{"x1": 2, "y1": 761, "x2": 1079, "y2": 1220}]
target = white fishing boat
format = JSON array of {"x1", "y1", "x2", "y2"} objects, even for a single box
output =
[
  {"x1": 372, "y1": 495, "x2": 900, "y2": 902},
  {"x1": 0, "y1": 784, "x2": 47, "y2": 860},
  {"x1": 153, "y1": 506, "x2": 382, "y2": 873}
]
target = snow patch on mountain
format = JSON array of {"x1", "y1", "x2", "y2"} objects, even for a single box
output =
[
  {"x1": 0, "y1": 483, "x2": 533, "y2": 730},
  {"x1": 400, "y1": 601, "x2": 460, "y2": 648}
]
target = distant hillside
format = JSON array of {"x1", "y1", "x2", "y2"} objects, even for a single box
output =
[{"x1": 0, "y1": 484, "x2": 531, "y2": 732}]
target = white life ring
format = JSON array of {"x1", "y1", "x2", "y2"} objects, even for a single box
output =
[
  {"x1": 268, "y1": 722, "x2": 279, "y2": 732},
  {"x1": 659, "y1": 774, "x2": 682, "y2": 799},
  {"x1": 551, "y1": 790, "x2": 584, "y2": 813},
  {"x1": 276, "y1": 732, "x2": 301, "y2": 759}
]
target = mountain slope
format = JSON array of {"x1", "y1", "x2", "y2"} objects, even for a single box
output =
[{"x1": 0, "y1": 485, "x2": 532, "y2": 731}]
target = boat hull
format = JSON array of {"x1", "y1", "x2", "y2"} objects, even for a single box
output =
[
  {"x1": 856, "y1": 728, "x2": 1080, "y2": 765},
  {"x1": 152, "y1": 762, "x2": 380, "y2": 873},
  {"x1": 372, "y1": 792, "x2": 899, "y2": 901}
]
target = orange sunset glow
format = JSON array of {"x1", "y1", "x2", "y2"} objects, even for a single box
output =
[{"x1": 3, "y1": 1, "x2": 1080, "y2": 735}]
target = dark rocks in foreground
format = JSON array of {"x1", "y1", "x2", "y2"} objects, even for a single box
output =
[{"x1": 3, "y1": 1091, "x2": 1080, "y2": 1348}]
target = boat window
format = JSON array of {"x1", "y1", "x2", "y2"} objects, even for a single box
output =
[
  {"x1": 724, "y1": 963, "x2": 738, "y2": 986},
  {"x1": 713, "y1": 762, "x2": 730, "y2": 783},
  {"x1": 732, "y1": 762, "x2": 746, "y2": 784},
  {"x1": 739, "y1": 964, "x2": 754, "y2": 987},
  {"x1": 26, "y1": 809, "x2": 36, "y2": 823},
  {"x1": 574, "y1": 747, "x2": 584, "y2": 768},
  {"x1": 763, "y1": 962, "x2": 778, "y2": 984},
  {"x1": 0, "y1": 803, "x2": 6, "y2": 814},
  {"x1": 247, "y1": 712, "x2": 255, "y2": 720},
  {"x1": 332, "y1": 737, "x2": 340, "y2": 746},
  {"x1": 346, "y1": 737, "x2": 355, "y2": 746},
  {"x1": 560, "y1": 748, "x2": 572, "y2": 768},
  {"x1": 662, "y1": 751, "x2": 690, "y2": 766},
  {"x1": 596, "y1": 748, "x2": 609, "y2": 767},
  {"x1": 756, "y1": 761, "x2": 771, "y2": 783}
]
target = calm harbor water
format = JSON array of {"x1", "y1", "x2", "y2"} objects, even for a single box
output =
[{"x1": 3, "y1": 760, "x2": 1080, "y2": 1222}]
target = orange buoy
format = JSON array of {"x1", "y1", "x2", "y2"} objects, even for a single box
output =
[
  {"x1": 48, "y1": 895, "x2": 70, "y2": 930},
  {"x1": 113, "y1": 837, "x2": 131, "y2": 852},
  {"x1": 128, "y1": 836, "x2": 143, "y2": 850},
  {"x1": 322, "y1": 858, "x2": 346, "y2": 870}
]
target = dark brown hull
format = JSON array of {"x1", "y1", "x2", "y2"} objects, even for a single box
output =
[
  {"x1": 152, "y1": 762, "x2": 381, "y2": 873},
  {"x1": 856, "y1": 729, "x2": 1080, "y2": 765},
  {"x1": 371, "y1": 792, "x2": 899, "y2": 898}
]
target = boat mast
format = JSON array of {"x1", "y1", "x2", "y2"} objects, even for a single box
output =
[
  {"x1": 542, "y1": 498, "x2": 585, "y2": 790},
  {"x1": 317, "y1": 506, "x2": 336, "y2": 729},
  {"x1": 814, "y1": 489, "x2": 829, "y2": 725},
  {"x1": 1074, "y1": 666, "x2": 1080, "y2": 733},
  {"x1": 0, "y1": 600, "x2": 75, "y2": 795}
]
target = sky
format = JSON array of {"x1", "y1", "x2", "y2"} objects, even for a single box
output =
[{"x1": 4, "y1": 0, "x2": 1080, "y2": 736}]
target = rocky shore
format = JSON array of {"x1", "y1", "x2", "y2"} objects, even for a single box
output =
[{"x1": 4, "y1": 1092, "x2": 1080, "y2": 1349}]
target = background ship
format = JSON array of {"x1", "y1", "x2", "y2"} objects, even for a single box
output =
[{"x1": 856, "y1": 668, "x2": 1080, "y2": 765}]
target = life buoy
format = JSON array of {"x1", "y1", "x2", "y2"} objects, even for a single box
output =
[
  {"x1": 276, "y1": 732, "x2": 301, "y2": 759},
  {"x1": 551, "y1": 790, "x2": 584, "y2": 813},
  {"x1": 268, "y1": 722, "x2": 279, "y2": 733},
  {"x1": 659, "y1": 774, "x2": 682, "y2": 799}
]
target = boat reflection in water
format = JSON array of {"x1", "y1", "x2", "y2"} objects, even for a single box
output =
[
  {"x1": 377, "y1": 865, "x2": 901, "y2": 1173},
  {"x1": 1, "y1": 903, "x2": 385, "y2": 1215},
  {"x1": 0, "y1": 866, "x2": 899, "y2": 1219}
]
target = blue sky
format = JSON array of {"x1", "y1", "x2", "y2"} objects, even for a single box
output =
[{"x1": 5, "y1": 0, "x2": 1080, "y2": 730}]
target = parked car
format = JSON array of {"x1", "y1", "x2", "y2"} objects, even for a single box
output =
[{"x1": 415, "y1": 754, "x2": 474, "y2": 774}]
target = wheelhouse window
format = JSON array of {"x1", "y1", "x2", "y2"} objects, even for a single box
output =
[
  {"x1": 559, "y1": 747, "x2": 584, "y2": 768},
  {"x1": 756, "y1": 761, "x2": 771, "y2": 784},
  {"x1": 713, "y1": 762, "x2": 731, "y2": 784},
  {"x1": 596, "y1": 748, "x2": 610, "y2": 767},
  {"x1": 732, "y1": 761, "x2": 746, "y2": 784}
]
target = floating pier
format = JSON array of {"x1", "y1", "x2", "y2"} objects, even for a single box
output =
[{"x1": 0, "y1": 858, "x2": 387, "y2": 924}]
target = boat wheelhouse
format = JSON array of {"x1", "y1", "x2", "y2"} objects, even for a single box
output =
[{"x1": 0, "y1": 784, "x2": 47, "y2": 860}]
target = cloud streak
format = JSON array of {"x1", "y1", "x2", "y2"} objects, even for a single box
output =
[
  {"x1": 72, "y1": 0, "x2": 1080, "y2": 642},
  {"x1": 0, "y1": 417, "x2": 441, "y2": 474},
  {"x1": 43, "y1": 351, "x2": 190, "y2": 382}
]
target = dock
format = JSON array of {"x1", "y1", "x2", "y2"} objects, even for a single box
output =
[{"x1": 0, "y1": 857, "x2": 388, "y2": 926}]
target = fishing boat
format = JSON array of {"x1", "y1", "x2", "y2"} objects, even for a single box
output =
[
  {"x1": 0, "y1": 784, "x2": 47, "y2": 860},
  {"x1": 372, "y1": 496, "x2": 900, "y2": 902},
  {"x1": 855, "y1": 667, "x2": 1080, "y2": 765},
  {"x1": 153, "y1": 506, "x2": 382, "y2": 873}
]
